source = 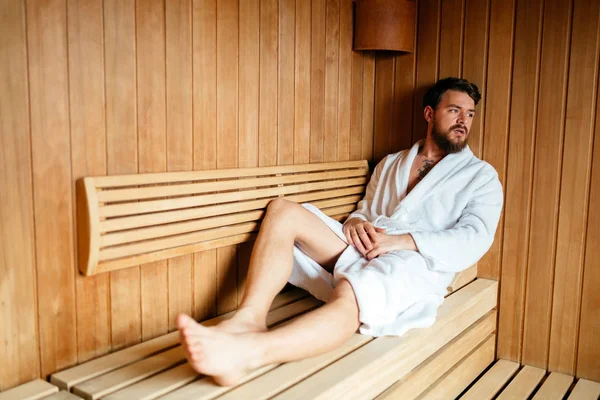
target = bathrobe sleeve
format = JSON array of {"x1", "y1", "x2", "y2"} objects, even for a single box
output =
[
  {"x1": 346, "y1": 155, "x2": 388, "y2": 223},
  {"x1": 410, "y1": 173, "x2": 503, "y2": 272}
]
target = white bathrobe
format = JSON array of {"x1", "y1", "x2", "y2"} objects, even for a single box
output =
[{"x1": 289, "y1": 140, "x2": 504, "y2": 337}]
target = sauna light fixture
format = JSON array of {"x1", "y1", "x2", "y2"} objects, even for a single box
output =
[{"x1": 353, "y1": 0, "x2": 416, "y2": 52}]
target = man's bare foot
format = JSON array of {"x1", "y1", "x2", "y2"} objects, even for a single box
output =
[
  {"x1": 177, "y1": 314, "x2": 265, "y2": 386},
  {"x1": 215, "y1": 308, "x2": 267, "y2": 334}
]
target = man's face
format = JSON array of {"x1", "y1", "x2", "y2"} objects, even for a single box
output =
[{"x1": 428, "y1": 90, "x2": 476, "y2": 153}]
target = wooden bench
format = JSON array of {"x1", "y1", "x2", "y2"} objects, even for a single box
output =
[{"x1": 32, "y1": 160, "x2": 488, "y2": 399}]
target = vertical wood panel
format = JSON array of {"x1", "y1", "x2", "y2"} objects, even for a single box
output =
[
  {"x1": 67, "y1": 0, "x2": 110, "y2": 362},
  {"x1": 497, "y1": 0, "x2": 543, "y2": 363},
  {"x1": 461, "y1": 0, "x2": 489, "y2": 159},
  {"x1": 238, "y1": 0, "x2": 260, "y2": 304},
  {"x1": 361, "y1": 52, "x2": 375, "y2": 161},
  {"x1": 323, "y1": 0, "x2": 340, "y2": 162},
  {"x1": 294, "y1": 0, "x2": 311, "y2": 164},
  {"x1": 136, "y1": 0, "x2": 168, "y2": 341},
  {"x1": 216, "y1": 0, "x2": 239, "y2": 314},
  {"x1": 27, "y1": 0, "x2": 78, "y2": 376},
  {"x1": 278, "y1": 0, "x2": 295, "y2": 165},
  {"x1": 239, "y1": 0, "x2": 260, "y2": 169},
  {"x1": 412, "y1": 0, "x2": 440, "y2": 144},
  {"x1": 192, "y1": 0, "x2": 217, "y2": 322},
  {"x1": 311, "y1": 0, "x2": 326, "y2": 162},
  {"x1": 577, "y1": 71, "x2": 600, "y2": 382},
  {"x1": 373, "y1": 54, "x2": 395, "y2": 162},
  {"x1": 104, "y1": 0, "x2": 141, "y2": 350},
  {"x1": 391, "y1": 51, "x2": 416, "y2": 154},
  {"x1": 477, "y1": 0, "x2": 515, "y2": 280},
  {"x1": 438, "y1": 0, "x2": 464, "y2": 78},
  {"x1": 260, "y1": 0, "x2": 279, "y2": 167},
  {"x1": 0, "y1": 0, "x2": 40, "y2": 389},
  {"x1": 166, "y1": 0, "x2": 193, "y2": 330},
  {"x1": 337, "y1": 0, "x2": 352, "y2": 161},
  {"x1": 522, "y1": 0, "x2": 573, "y2": 369},
  {"x1": 548, "y1": 0, "x2": 600, "y2": 375},
  {"x1": 350, "y1": 45, "x2": 364, "y2": 161}
]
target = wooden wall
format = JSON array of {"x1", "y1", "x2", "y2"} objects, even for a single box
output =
[
  {"x1": 369, "y1": 0, "x2": 600, "y2": 382},
  {"x1": 0, "y1": 0, "x2": 381, "y2": 389},
  {"x1": 2, "y1": 0, "x2": 600, "y2": 391}
]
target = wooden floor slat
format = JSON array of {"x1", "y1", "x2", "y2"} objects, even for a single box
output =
[
  {"x1": 271, "y1": 279, "x2": 498, "y2": 400},
  {"x1": 461, "y1": 359, "x2": 520, "y2": 400},
  {"x1": 0, "y1": 379, "x2": 58, "y2": 400},
  {"x1": 50, "y1": 289, "x2": 308, "y2": 390},
  {"x1": 376, "y1": 311, "x2": 497, "y2": 400},
  {"x1": 43, "y1": 391, "x2": 83, "y2": 399},
  {"x1": 533, "y1": 372, "x2": 574, "y2": 399},
  {"x1": 419, "y1": 335, "x2": 496, "y2": 400},
  {"x1": 497, "y1": 365, "x2": 546, "y2": 400},
  {"x1": 568, "y1": 378, "x2": 600, "y2": 400}
]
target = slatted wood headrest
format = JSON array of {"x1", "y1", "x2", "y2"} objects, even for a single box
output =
[{"x1": 77, "y1": 161, "x2": 369, "y2": 276}]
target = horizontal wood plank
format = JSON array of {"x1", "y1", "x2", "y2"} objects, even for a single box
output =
[
  {"x1": 532, "y1": 372, "x2": 573, "y2": 400},
  {"x1": 461, "y1": 359, "x2": 520, "y2": 400},
  {"x1": 568, "y1": 378, "x2": 600, "y2": 400},
  {"x1": 0, "y1": 379, "x2": 58, "y2": 400},
  {"x1": 497, "y1": 365, "x2": 546, "y2": 400}
]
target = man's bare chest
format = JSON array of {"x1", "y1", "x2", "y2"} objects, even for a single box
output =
[{"x1": 407, "y1": 155, "x2": 441, "y2": 194}]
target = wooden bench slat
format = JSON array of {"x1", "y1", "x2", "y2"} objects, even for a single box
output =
[
  {"x1": 448, "y1": 264, "x2": 478, "y2": 293},
  {"x1": 419, "y1": 334, "x2": 496, "y2": 400},
  {"x1": 92, "y1": 160, "x2": 368, "y2": 188},
  {"x1": 0, "y1": 379, "x2": 58, "y2": 400},
  {"x1": 568, "y1": 378, "x2": 600, "y2": 400},
  {"x1": 101, "y1": 204, "x2": 355, "y2": 248},
  {"x1": 70, "y1": 297, "x2": 322, "y2": 400},
  {"x1": 99, "y1": 190, "x2": 362, "y2": 233},
  {"x1": 98, "y1": 177, "x2": 366, "y2": 218},
  {"x1": 102, "y1": 363, "x2": 197, "y2": 400},
  {"x1": 497, "y1": 365, "x2": 546, "y2": 400},
  {"x1": 461, "y1": 359, "x2": 520, "y2": 400},
  {"x1": 50, "y1": 289, "x2": 308, "y2": 390},
  {"x1": 272, "y1": 279, "x2": 498, "y2": 400},
  {"x1": 376, "y1": 311, "x2": 497, "y2": 400},
  {"x1": 218, "y1": 334, "x2": 373, "y2": 400},
  {"x1": 43, "y1": 391, "x2": 83, "y2": 399},
  {"x1": 97, "y1": 169, "x2": 368, "y2": 202},
  {"x1": 533, "y1": 372, "x2": 574, "y2": 400}
]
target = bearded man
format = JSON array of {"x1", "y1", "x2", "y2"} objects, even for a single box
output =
[{"x1": 176, "y1": 77, "x2": 504, "y2": 386}]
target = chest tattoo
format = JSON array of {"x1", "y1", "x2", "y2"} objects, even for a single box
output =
[{"x1": 417, "y1": 159, "x2": 435, "y2": 181}]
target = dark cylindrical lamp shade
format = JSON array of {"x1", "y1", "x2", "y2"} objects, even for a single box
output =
[{"x1": 354, "y1": 0, "x2": 416, "y2": 52}]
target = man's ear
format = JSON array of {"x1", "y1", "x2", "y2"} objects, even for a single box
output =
[{"x1": 424, "y1": 106, "x2": 434, "y2": 123}]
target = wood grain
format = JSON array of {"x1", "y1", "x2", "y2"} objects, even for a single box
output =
[
  {"x1": 391, "y1": 50, "x2": 416, "y2": 154},
  {"x1": 361, "y1": 52, "x2": 375, "y2": 161},
  {"x1": 192, "y1": 0, "x2": 218, "y2": 324},
  {"x1": 278, "y1": 0, "x2": 295, "y2": 165},
  {"x1": 522, "y1": 0, "x2": 573, "y2": 369},
  {"x1": 294, "y1": 0, "x2": 311, "y2": 164},
  {"x1": 438, "y1": 0, "x2": 464, "y2": 79},
  {"x1": 104, "y1": 0, "x2": 142, "y2": 351},
  {"x1": 461, "y1": 0, "x2": 489, "y2": 158},
  {"x1": 548, "y1": 0, "x2": 600, "y2": 375},
  {"x1": 412, "y1": 0, "x2": 440, "y2": 144},
  {"x1": 137, "y1": 0, "x2": 168, "y2": 342},
  {"x1": 259, "y1": 0, "x2": 278, "y2": 167},
  {"x1": 496, "y1": 0, "x2": 543, "y2": 363},
  {"x1": 67, "y1": 0, "x2": 111, "y2": 363},
  {"x1": 478, "y1": 0, "x2": 515, "y2": 281},
  {"x1": 323, "y1": 0, "x2": 340, "y2": 162},
  {"x1": 373, "y1": 54, "x2": 395, "y2": 162},
  {"x1": 27, "y1": 0, "x2": 78, "y2": 377},
  {"x1": 0, "y1": 0, "x2": 40, "y2": 389},
  {"x1": 337, "y1": 0, "x2": 353, "y2": 161},
  {"x1": 311, "y1": 0, "x2": 326, "y2": 163},
  {"x1": 166, "y1": 0, "x2": 193, "y2": 331}
]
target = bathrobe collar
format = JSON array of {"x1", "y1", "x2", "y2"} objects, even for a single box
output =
[{"x1": 392, "y1": 140, "x2": 474, "y2": 218}]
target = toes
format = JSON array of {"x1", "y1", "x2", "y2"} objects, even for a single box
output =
[{"x1": 177, "y1": 313, "x2": 196, "y2": 330}]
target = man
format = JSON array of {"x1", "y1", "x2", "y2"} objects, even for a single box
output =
[{"x1": 176, "y1": 77, "x2": 503, "y2": 386}]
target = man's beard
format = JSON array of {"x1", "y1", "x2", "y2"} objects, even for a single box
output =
[{"x1": 431, "y1": 120, "x2": 469, "y2": 154}]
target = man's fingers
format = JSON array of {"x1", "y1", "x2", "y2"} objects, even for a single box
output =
[
  {"x1": 365, "y1": 224, "x2": 378, "y2": 243},
  {"x1": 351, "y1": 230, "x2": 367, "y2": 255},
  {"x1": 356, "y1": 225, "x2": 373, "y2": 250},
  {"x1": 375, "y1": 227, "x2": 386, "y2": 233}
]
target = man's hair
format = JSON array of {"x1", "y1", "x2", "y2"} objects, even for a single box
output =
[{"x1": 423, "y1": 77, "x2": 481, "y2": 110}]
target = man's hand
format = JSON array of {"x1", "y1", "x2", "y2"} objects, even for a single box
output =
[
  {"x1": 342, "y1": 218, "x2": 381, "y2": 256},
  {"x1": 365, "y1": 231, "x2": 418, "y2": 260}
]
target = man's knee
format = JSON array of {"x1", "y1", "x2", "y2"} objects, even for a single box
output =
[
  {"x1": 332, "y1": 279, "x2": 361, "y2": 328},
  {"x1": 266, "y1": 198, "x2": 300, "y2": 219}
]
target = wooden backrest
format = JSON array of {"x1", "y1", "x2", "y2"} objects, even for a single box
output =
[{"x1": 77, "y1": 161, "x2": 369, "y2": 276}]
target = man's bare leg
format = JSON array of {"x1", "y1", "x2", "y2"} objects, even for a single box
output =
[
  {"x1": 206, "y1": 198, "x2": 349, "y2": 334},
  {"x1": 177, "y1": 278, "x2": 359, "y2": 386}
]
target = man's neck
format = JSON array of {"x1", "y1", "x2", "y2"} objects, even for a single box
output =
[{"x1": 418, "y1": 136, "x2": 447, "y2": 160}]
